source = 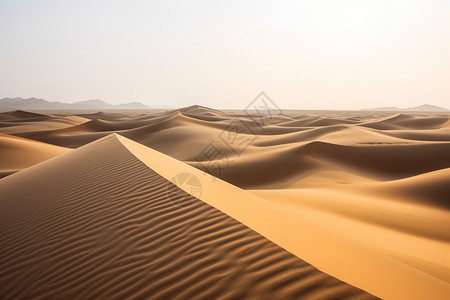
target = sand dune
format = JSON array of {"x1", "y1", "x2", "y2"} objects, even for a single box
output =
[
  {"x1": 352, "y1": 167, "x2": 450, "y2": 209},
  {"x1": 118, "y1": 134, "x2": 450, "y2": 299},
  {"x1": 0, "y1": 110, "x2": 50, "y2": 121},
  {"x1": 361, "y1": 113, "x2": 449, "y2": 130},
  {"x1": 0, "y1": 135, "x2": 374, "y2": 299},
  {"x1": 0, "y1": 133, "x2": 69, "y2": 178},
  {"x1": 1, "y1": 108, "x2": 449, "y2": 299},
  {"x1": 0, "y1": 109, "x2": 88, "y2": 135}
]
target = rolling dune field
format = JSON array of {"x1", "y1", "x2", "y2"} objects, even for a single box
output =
[{"x1": 0, "y1": 107, "x2": 449, "y2": 299}]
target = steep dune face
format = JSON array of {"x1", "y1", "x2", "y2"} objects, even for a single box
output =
[
  {"x1": 0, "y1": 133, "x2": 69, "y2": 178},
  {"x1": 0, "y1": 134, "x2": 375, "y2": 300}
]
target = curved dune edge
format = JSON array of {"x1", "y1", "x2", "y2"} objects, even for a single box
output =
[
  {"x1": 0, "y1": 133, "x2": 70, "y2": 177},
  {"x1": 116, "y1": 134, "x2": 450, "y2": 300}
]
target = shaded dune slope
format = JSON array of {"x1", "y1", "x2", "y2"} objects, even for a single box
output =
[
  {"x1": 0, "y1": 135, "x2": 375, "y2": 300},
  {"x1": 356, "y1": 167, "x2": 450, "y2": 210},
  {"x1": 194, "y1": 140, "x2": 450, "y2": 189}
]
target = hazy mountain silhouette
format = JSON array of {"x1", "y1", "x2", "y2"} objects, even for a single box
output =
[
  {"x1": 366, "y1": 104, "x2": 448, "y2": 112},
  {"x1": 0, "y1": 97, "x2": 149, "y2": 110}
]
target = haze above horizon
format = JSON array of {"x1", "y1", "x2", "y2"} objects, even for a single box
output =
[{"x1": 1, "y1": 0, "x2": 449, "y2": 110}]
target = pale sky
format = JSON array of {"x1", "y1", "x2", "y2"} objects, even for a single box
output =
[{"x1": 1, "y1": 0, "x2": 449, "y2": 109}]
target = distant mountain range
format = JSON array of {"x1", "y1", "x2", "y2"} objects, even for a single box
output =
[
  {"x1": 366, "y1": 104, "x2": 448, "y2": 112},
  {"x1": 1, "y1": 98, "x2": 448, "y2": 112},
  {"x1": 0, "y1": 97, "x2": 149, "y2": 110}
]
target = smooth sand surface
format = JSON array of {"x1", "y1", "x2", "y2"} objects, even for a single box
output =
[
  {"x1": 0, "y1": 135, "x2": 374, "y2": 299},
  {"x1": 0, "y1": 133, "x2": 69, "y2": 178},
  {"x1": 1, "y1": 107, "x2": 449, "y2": 299}
]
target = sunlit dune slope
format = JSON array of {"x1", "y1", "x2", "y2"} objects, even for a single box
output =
[{"x1": 0, "y1": 133, "x2": 69, "y2": 178}]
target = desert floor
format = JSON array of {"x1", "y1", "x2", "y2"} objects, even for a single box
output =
[{"x1": 0, "y1": 107, "x2": 449, "y2": 299}]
